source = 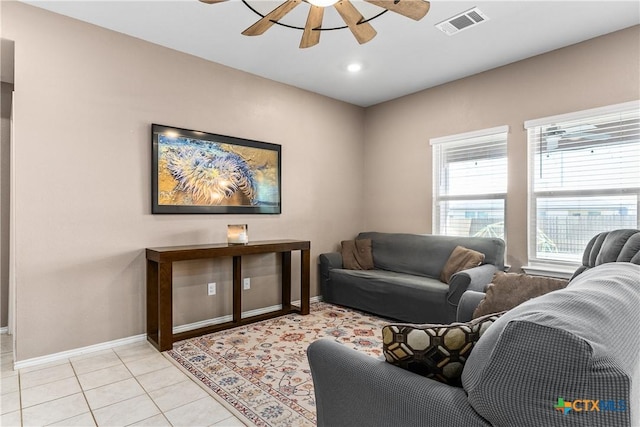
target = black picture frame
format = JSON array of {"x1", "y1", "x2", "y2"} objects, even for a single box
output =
[{"x1": 151, "y1": 124, "x2": 281, "y2": 214}]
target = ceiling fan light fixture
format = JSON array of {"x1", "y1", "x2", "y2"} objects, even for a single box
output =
[
  {"x1": 307, "y1": 0, "x2": 338, "y2": 7},
  {"x1": 202, "y1": 0, "x2": 431, "y2": 48}
]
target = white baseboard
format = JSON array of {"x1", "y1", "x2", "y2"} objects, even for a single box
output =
[
  {"x1": 173, "y1": 296, "x2": 323, "y2": 334},
  {"x1": 14, "y1": 334, "x2": 147, "y2": 370},
  {"x1": 14, "y1": 296, "x2": 323, "y2": 371}
]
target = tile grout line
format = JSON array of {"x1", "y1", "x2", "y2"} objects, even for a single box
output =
[
  {"x1": 68, "y1": 355, "x2": 100, "y2": 427},
  {"x1": 17, "y1": 366, "x2": 24, "y2": 427},
  {"x1": 126, "y1": 349, "x2": 245, "y2": 426},
  {"x1": 161, "y1": 348, "x2": 249, "y2": 427},
  {"x1": 147, "y1": 347, "x2": 243, "y2": 426},
  {"x1": 1, "y1": 340, "x2": 22, "y2": 425},
  {"x1": 112, "y1": 347, "x2": 173, "y2": 427},
  {"x1": 8, "y1": 341, "x2": 242, "y2": 427}
]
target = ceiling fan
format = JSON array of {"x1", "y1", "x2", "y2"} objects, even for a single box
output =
[{"x1": 199, "y1": 0, "x2": 431, "y2": 48}]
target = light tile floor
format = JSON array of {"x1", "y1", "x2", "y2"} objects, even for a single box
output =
[{"x1": 0, "y1": 334, "x2": 246, "y2": 426}]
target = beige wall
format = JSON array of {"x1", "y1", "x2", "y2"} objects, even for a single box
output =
[
  {"x1": 363, "y1": 25, "x2": 640, "y2": 271},
  {"x1": 1, "y1": 81, "x2": 11, "y2": 329},
  {"x1": 1, "y1": 36, "x2": 15, "y2": 329},
  {"x1": 3, "y1": 2, "x2": 366, "y2": 361},
  {"x1": 3, "y1": 0, "x2": 639, "y2": 362}
]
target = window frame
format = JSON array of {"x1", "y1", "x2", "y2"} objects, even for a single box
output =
[
  {"x1": 524, "y1": 100, "x2": 640, "y2": 271},
  {"x1": 430, "y1": 125, "x2": 509, "y2": 240}
]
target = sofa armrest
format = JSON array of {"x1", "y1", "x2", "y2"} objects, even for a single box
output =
[
  {"x1": 456, "y1": 290, "x2": 487, "y2": 322},
  {"x1": 319, "y1": 252, "x2": 342, "y2": 301},
  {"x1": 319, "y1": 252, "x2": 342, "y2": 273},
  {"x1": 307, "y1": 339, "x2": 490, "y2": 427},
  {"x1": 447, "y1": 264, "x2": 498, "y2": 307}
]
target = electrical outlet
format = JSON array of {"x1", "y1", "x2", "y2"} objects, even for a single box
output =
[
  {"x1": 207, "y1": 282, "x2": 216, "y2": 296},
  {"x1": 243, "y1": 278, "x2": 250, "y2": 290}
]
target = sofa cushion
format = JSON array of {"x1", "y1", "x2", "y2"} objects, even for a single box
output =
[
  {"x1": 357, "y1": 232, "x2": 505, "y2": 279},
  {"x1": 472, "y1": 272, "x2": 568, "y2": 318},
  {"x1": 327, "y1": 268, "x2": 452, "y2": 323},
  {"x1": 340, "y1": 239, "x2": 374, "y2": 270},
  {"x1": 382, "y1": 312, "x2": 504, "y2": 387},
  {"x1": 462, "y1": 263, "x2": 640, "y2": 427},
  {"x1": 440, "y1": 246, "x2": 485, "y2": 284}
]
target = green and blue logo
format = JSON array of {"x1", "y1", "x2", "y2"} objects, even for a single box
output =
[{"x1": 554, "y1": 397, "x2": 627, "y2": 415}]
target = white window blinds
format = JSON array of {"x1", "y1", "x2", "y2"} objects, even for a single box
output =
[
  {"x1": 431, "y1": 126, "x2": 508, "y2": 238},
  {"x1": 525, "y1": 101, "x2": 640, "y2": 265}
]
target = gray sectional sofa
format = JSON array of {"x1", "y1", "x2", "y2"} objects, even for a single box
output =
[
  {"x1": 458, "y1": 228, "x2": 640, "y2": 321},
  {"x1": 319, "y1": 232, "x2": 505, "y2": 323},
  {"x1": 308, "y1": 261, "x2": 640, "y2": 427}
]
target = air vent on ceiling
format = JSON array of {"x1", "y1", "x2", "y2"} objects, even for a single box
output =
[{"x1": 435, "y1": 7, "x2": 489, "y2": 36}]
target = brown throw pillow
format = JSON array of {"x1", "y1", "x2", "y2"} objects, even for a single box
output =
[
  {"x1": 341, "y1": 239, "x2": 374, "y2": 270},
  {"x1": 382, "y1": 311, "x2": 505, "y2": 387},
  {"x1": 440, "y1": 246, "x2": 485, "y2": 284},
  {"x1": 472, "y1": 271, "x2": 569, "y2": 319}
]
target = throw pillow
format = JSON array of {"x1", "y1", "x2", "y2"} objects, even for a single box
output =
[
  {"x1": 439, "y1": 246, "x2": 485, "y2": 284},
  {"x1": 382, "y1": 312, "x2": 504, "y2": 387},
  {"x1": 472, "y1": 272, "x2": 569, "y2": 319},
  {"x1": 341, "y1": 239, "x2": 374, "y2": 270}
]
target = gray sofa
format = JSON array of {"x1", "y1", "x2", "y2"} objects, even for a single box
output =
[
  {"x1": 319, "y1": 232, "x2": 505, "y2": 323},
  {"x1": 308, "y1": 261, "x2": 640, "y2": 427},
  {"x1": 458, "y1": 228, "x2": 640, "y2": 321}
]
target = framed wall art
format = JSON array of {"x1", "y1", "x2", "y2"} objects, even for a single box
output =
[{"x1": 151, "y1": 124, "x2": 281, "y2": 214}]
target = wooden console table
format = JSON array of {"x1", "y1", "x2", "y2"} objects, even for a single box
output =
[{"x1": 146, "y1": 239, "x2": 311, "y2": 351}]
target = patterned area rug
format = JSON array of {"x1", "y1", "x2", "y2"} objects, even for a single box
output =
[{"x1": 166, "y1": 302, "x2": 391, "y2": 426}]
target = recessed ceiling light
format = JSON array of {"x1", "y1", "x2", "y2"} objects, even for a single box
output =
[{"x1": 347, "y1": 63, "x2": 362, "y2": 73}]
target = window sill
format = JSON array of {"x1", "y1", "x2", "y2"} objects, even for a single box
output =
[{"x1": 521, "y1": 264, "x2": 577, "y2": 280}]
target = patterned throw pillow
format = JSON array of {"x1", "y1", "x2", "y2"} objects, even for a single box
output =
[
  {"x1": 382, "y1": 312, "x2": 504, "y2": 386},
  {"x1": 439, "y1": 245, "x2": 485, "y2": 284}
]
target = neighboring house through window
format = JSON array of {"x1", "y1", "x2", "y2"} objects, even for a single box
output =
[
  {"x1": 431, "y1": 126, "x2": 509, "y2": 241},
  {"x1": 525, "y1": 100, "x2": 640, "y2": 272}
]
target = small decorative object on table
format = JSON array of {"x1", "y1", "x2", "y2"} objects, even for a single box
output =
[{"x1": 227, "y1": 224, "x2": 249, "y2": 245}]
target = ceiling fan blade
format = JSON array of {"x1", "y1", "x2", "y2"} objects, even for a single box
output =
[
  {"x1": 300, "y1": 5, "x2": 324, "y2": 48},
  {"x1": 364, "y1": 0, "x2": 430, "y2": 21},
  {"x1": 199, "y1": 0, "x2": 228, "y2": 4},
  {"x1": 242, "y1": 0, "x2": 303, "y2": 36},
  {"x1": 334, "y1": 0, "x2": 377, "y2": 44}
]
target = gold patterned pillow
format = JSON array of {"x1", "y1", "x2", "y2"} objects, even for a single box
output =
[{"x1": 382, "y1": 312, "x2": 504, "y2": 386}]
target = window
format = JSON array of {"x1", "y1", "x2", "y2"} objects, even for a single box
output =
[
  {"x1": 431, "y1": 126, "x2": 508, "y2": 239},
  {"x1": 525, "y1": 101, "x2": 640, "y2": 267}
]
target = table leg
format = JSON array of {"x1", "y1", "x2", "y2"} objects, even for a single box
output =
[
  {"x1": 282, "y1": 251, "x2": 292, "y2": 311},
  {"x1": 158, "y1": 262, "x2": 173, "y2": 351},
  {"x1": 233, "y1": 256, "x2": 242, "y2": 323},
  {"x1": 301, "y1": 249, "x2": 310, "y2": 315},
  {"x1": 146, "y1": 260, "x2": 159, "y2": 346}
]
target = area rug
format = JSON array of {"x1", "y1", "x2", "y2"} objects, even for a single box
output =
[{"x1": 166, "y1": 302, "x2": 391, "y2": 426}]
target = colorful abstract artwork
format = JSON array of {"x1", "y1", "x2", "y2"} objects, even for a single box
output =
[{"x1": 152, "y1": 124, "x2": 281, "y2": 214}]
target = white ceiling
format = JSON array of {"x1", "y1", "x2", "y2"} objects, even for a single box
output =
[{"x1": 23, "y1": 0, "x2": 640, "y2": 107}]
